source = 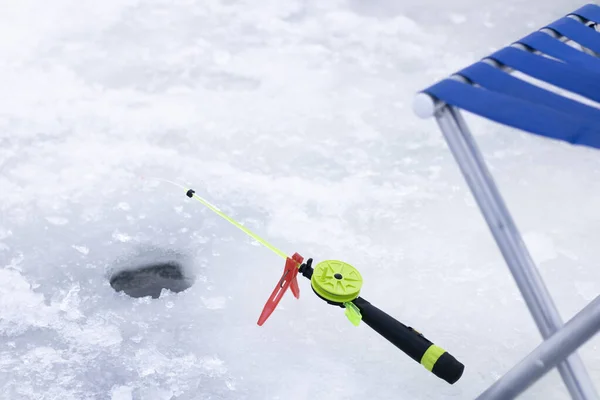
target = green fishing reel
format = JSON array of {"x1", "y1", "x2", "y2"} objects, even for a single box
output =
[
  {"x1": 310, "y1": 260, "x2": 363, "y2": 302},
  {"x1": 309, "y1": 260, "x2": 364, "y2": 325}
]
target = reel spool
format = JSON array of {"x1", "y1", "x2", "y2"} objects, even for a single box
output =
[{"x1": 310, "y1": 260, "x2": 363, "y2": 305}]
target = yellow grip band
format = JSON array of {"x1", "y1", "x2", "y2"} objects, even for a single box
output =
[{"x1": 421, "y1": 345, "x2": 446, "y2": 371}]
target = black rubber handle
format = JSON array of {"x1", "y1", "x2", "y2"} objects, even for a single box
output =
[{"x1": 352, "y1": 297, "x2": 464, "y2": 384}]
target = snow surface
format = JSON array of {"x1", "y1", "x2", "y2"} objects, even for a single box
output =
[{"x1": 1, "y1": 0, "x2": 600, "y2": 399}]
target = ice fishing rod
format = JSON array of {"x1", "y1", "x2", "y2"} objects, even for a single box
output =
[{"x1": 154, "y1": 179, "x2": 465, "y2": 384}]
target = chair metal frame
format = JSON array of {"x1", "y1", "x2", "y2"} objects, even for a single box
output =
[{"x1": 414, "y1": 11, "x2": 600, "y2": 400}]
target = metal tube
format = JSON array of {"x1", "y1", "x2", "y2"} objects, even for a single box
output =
[
  {"x1": 476, "y1": 295, "x2": 600, "y2": 400},
  {"x1": 450, "y1": 108, "x2": 560, "y2": 336},
  {"x1": 452, "y1": 108, "x2": 599, "y2": 398},
  {"x1": 435, "y1": 106, "x2": 599, "y2": 399}
]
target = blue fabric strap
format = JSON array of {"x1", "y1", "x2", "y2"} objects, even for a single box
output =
[
  {"x1": 517, "y1": 32, "x2": 600, "y2": 73},
  {"x1": 546, "y1": 17, "x2": 600, "y2": 54},
  {"x1": 488, "y1": 47, "x2": 600, "y2": 103},
  {"x1": 424, "y1": 79, "x2": 600, "y2": 148},
  {"x1": 458, "y1": 62, "x2": 600, "y2": 123},
  {"x1": 570, "y1": 4, "x2": 600, "y2": 24}
]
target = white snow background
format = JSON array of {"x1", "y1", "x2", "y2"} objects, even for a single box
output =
[{"x1": 1, "y1": 0, "x2": 600, "y2": 399}]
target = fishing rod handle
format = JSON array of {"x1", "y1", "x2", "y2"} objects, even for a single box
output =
[{"x1": 352, "y1": 297, "x2": 464, "y2": 384}]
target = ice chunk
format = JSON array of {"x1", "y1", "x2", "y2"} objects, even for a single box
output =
[
  {"x1": 117, "y1": 202, "x2": 131, "y2": 211},
  {"x1": 449, "y1": 13, "x2": 467, "y2": 24},
  {"x1": 72, "y1": 245, "x2": 89, "y2": 255},
  {"x1": 201, "y1": 296, "x2": 227, "y2": 310},
  {"x1": 63, "y1": 318, "x2": 123, "y2": 347},
  {"x1": 111, "y1": 385, "x2": 133, "y2": 400},
  {"x1": 46, "y1": 216, "x2": 69, "y2": 225},
  {"x1": 575, "y1": 281, "x2": 599, "y2": 301},
  {"x1": 112, "y1": 231, "x2": 133, "y2": 243},
  {"x1": 523, "y1": 232, "x2": 558, "y2": 264},
  {"x1": 0, "y1": 269, "x2": 58, "y2": 335}
]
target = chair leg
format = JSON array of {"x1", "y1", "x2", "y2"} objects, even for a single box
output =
[
  {"x1": 435, "y1": 105, "x2": 599, "y2": 399},
  {"x1": 476, "y1": 295, "x2": 600, "y2": 400}
]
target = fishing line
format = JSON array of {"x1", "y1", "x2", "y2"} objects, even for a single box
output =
[{"x1": 144, "y1": 177, "x2": 288, "y2": 260}]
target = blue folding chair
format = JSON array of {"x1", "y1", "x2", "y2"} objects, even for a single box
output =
[{"x1": 414, "y1": 4, "x2": 600, "y2": 399}]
